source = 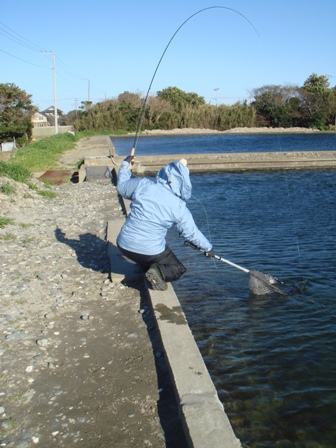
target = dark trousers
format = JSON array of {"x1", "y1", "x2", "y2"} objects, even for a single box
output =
[{"x1": 117, "y1": 244, "x2": 187, "y2": 282}]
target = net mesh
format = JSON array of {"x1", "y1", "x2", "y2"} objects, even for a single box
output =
[{"x1": 249, "y1": 270, "x2": 286, "y2": 295}]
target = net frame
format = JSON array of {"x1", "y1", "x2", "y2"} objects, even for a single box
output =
[{"x1": 249, "y1": 270, "x2": 286, "y2": 296}]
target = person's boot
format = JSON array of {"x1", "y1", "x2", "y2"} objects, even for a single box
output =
[{"x1": 145, "y1": 265, "x2": 167, "y2": 291}]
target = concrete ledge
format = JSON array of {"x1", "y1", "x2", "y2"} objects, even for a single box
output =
[
  {"x1": 106, "y1": 219, "x2": 142, "y2": 283},
  {"x1": 150, "y1": 286, "x2": 241, "y2": 448},
  {"x1": 111, "y1": 150, "x2": 336, "y2": 174},
  {"x1": 107, "y1": 218, "x2": 241, "y2": 448}
]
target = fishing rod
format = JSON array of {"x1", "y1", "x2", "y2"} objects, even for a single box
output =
[{"x1": 130, "y1": 5, "x2": 260, "y2": 156}]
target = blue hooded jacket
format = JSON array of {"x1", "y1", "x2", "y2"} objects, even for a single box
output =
[{"x1": 116, "y1": 160, "x2": 212, "y2": 255}]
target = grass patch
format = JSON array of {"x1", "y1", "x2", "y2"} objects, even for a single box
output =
[
  {"x1": 26, "y1": 182, "x2": 38, "y2": 191},
  {"x1": 12, "y1": 133, "x2": 77, "y2": 171},
  {"x1": 19, "y1": 222, "x2": 33, "y2": 228},
  {"x1": 37, "y1": 190, "x2": 57, "y2": 199},
  {"x1": 0, "y1": 217, "x2": 14, "y2": 228},
  {"x1": 0, "y1": 161, "x2": 31, "y2": 183},
  {"x1": 1, "y1": 129, "x2": 124, "y2": 185},
  {"x1": 0, "y1": 182, "x2": 16, "y2": 195}
]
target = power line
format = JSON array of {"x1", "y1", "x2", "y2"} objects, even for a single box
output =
[
  {"x1": 57, "y1": 56, "x2": 83, "y2": 79},
  {"x1": 0, "y1": 48, "x2": 50, "y2": 69},
  {"x1": 1, "y1": 21, "x2": 87, "y2": 83},
  {"x1": 0, "y1": 21, "x2": 46, "y2": 52}
]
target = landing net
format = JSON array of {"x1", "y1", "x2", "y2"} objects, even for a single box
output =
[{"x1": 249, "y1": 270, "x2": 286, "y2": 295}]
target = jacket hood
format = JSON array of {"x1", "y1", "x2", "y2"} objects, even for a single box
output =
[{"x1": 156, "y1": 161, "x2": 192, "y2": 201}]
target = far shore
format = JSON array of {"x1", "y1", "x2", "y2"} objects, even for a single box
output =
[{"x1": 133, "y1": 126, "x2": 327, "y2": 136}]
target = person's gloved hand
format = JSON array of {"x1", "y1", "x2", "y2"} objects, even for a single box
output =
[
  {"x1": 124, "y1": 155, "x2": 135, "y2": 165},
  {"x1": 204, "y1": 248, "x2": 215, "y2": 258}
]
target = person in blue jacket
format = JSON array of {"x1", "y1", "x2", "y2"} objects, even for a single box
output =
[{"x1": 117, "y1": 155, "x2": 215, "y2": 291}]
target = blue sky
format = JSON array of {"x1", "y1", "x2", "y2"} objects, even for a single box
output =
[{"x1": 1, "y1": 0, "x2": 335, "y2": 113}]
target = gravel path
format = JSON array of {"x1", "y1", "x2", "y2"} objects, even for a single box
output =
[{"x1": 0, "y1": 138, "x2": 186, "y2": 447}]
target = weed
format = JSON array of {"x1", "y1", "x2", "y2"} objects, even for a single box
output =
[
  {"x1": 0, "y1": 217, "x2": 14, "y2": 228},
  {"x1": 27, "y1": 182, "x2": 38, "y2": 191},
  {"x1": 37, "y1": 190, "x2": 57, "y2": 199},
  {"x1": 0, "y1": 182, "x2": 16, "y2": 195},
  {"x1": 22, "y1": 236, "x2": 35, "y2": 243},
  {"x1": 0, "y1": 233, "x2": 16, "y2": 241},
  {"x1": 41, "y1": 179, "x2": 53, "y2": 188},
  {"x1": 19, "y1": 223, "x2": 33, "y2": 228}
]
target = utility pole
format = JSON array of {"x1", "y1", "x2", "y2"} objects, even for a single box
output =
[
  {"x1": 41, "y1": 51, "x2": 58, "y2": 134},
  {"x1": 214, "y1": 88, "x2": 219, "y2": 106},
  {"x1": 52, "y1": 52, "x2": 58, "y2": 134},
  {"x1": 82, "y1": 78, "x2": 90, "y2": 102}
]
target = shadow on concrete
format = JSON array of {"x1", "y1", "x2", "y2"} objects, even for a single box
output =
[{"x1": 54, "y1": 227, "x2": 110, "y2": 274}]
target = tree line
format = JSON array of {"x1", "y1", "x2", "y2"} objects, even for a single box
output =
[
  {"x1": 1, "y1": 73, "x2": 335, "y2": 145},
  {"x1": 70, "y1": 73, "x2": 336, "y2": 133}
]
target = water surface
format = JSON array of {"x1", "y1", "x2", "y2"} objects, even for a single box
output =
[
  {"x1": 112, "y1": 133, "x2": 336, "y2": 156},
  {"x1": 112, "y1": 134, "x2": 336, "y2": 447}
]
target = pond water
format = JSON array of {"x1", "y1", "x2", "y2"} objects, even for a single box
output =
[{"x1": 112, "y1": 134, "x2": 336, "y2": 447}]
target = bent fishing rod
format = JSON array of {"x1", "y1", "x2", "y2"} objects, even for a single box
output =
[{"x1": 130, "y1": 5, "x2": 260, "y2": 156}]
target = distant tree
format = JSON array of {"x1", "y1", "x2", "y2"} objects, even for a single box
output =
[
  {"x1": 301, "y1": 73, "x2": 332, "y2": 128},
  {"x1": 0, "y1": 83, "x2": 36, "y2": 144},
  {"x1": 329, "y1": 86, "x2": 336, "y2": 129},
  {"x1": 79, "y1": 101, "x2": 93, "y2": 112},
  {"x1": 251, "y1": 84, "x2": 302, "y2": 127},
  {"x1": 144, "y1": 96, "x2": 174, "y2": 129},
  {"x1": 157, "y1": 87, "x2": 205, "y2": 112},
  {"x1": 117, "y1": 91, "x2": 143, "y2": 108}
]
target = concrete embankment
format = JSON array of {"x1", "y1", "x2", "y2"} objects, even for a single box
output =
[
  {"x1": 107, "y1": 210, "x2": 242, "y2": 448},
  {"x1": 127, "y1": 151, "x2": 336, "y2": 173},
  {"x1": 78, "y1": 136, "x2": 336, "y2": 175}
]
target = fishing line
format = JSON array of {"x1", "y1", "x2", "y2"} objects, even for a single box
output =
[
  {"x1": 190, "y1": 193, "x2": 219, "y2": 271},
  {"x1": 131, "y1": 6, "x2": 260, "y2": 155},
  {"x1": 191, "y1": 194, "x2": 213, "y2": 243},
  {"x1": 276, "y1": 135, "x2": 305, "y2": 281}
]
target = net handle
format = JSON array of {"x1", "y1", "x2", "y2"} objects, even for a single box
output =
[
  {"x1": 184, "y1": 241, "x2": 249, "y2": 273},
  {"x1": 214, "y1": 255, "x2": 249, "y2": 273}
]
